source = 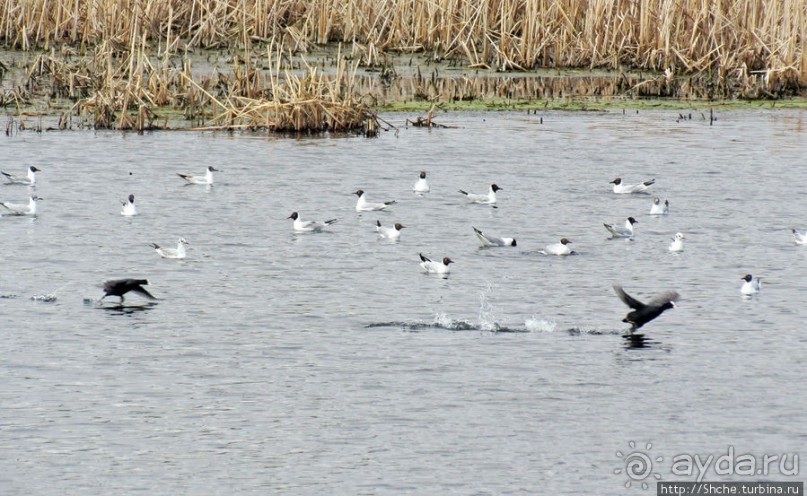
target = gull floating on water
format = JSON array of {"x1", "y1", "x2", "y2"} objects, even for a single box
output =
[
  {"x1": 178, "y1": 166, "x2": 218, "y2": 185},
  {"x1": 354, "y1": 190, "x2": 396, "y2": 212},
  {"x1": 613, "y1": 284, "x2": 679, "y2": 333},
  {"x1": 377, "y1": 220, "x2": 405, "y2": 240},
  {"x1": 151, "y1": 238, "x2": 189, "y2": 259},
  {"x1": 791, "y1": 229, "x2": 807, "y2": 245},
  {"x1": 740, "y1": 274, "x2": 761, "y2": 296},
  {"x1": 0, "y1": 195, "x2": 40, "y2": 216},
  {"x1": 459, "y1": 184, "x2": 501, "y2": 204},
  {"x1": 288, "y1": 211, "x2": 337, "y2": 232},
  {"x1": 419, "y1": 253, "x2": 453, "y2": 275},
  {"x1": 650, "y1": 197, "x2": 669, "y2": 215},
  {"x1": 121, "y1": 194, "x2": 137, "y2": 216},
  {"x1": 604, "y1": 217, "x2": 637, "y2": 238},
  {"x1": 2, "y1": 166, "x2": 40, "y2": 186},
  {"x1": 100, "y1": 278, "x2": 157, "y2": 304},
  {"x1": 413, "y1": 171, "x2": 430, "y2": 193},
  {"x1": 472, "y1": 226, "x2": 516, "y2": 247},
  {"x1": 610, "y1": 177, "x2": 655, "y2": 194},
  {"x1": 668, "y1": 232, "x2": 685, "y2": 252},
  {"x1": 543, "y1": 238, "x2": 574, "y2": 255}
]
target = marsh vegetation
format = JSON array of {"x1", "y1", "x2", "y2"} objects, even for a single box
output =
[{"x1": 1, "y1": 0, "x2": 804, "y2": 131}]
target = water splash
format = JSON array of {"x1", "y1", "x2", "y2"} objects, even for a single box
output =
[
  {"x1": 477, "y1": 282, "x2": 500, "y2": 331},
  {"x1": 566, "y1": 327, "x2": 623, "y2": 335},
  {"x1": 30, "y1": 294, "x2": 57, "y2": 302},
  {"x1": 525, "y1": 316, "x2": 556, "y2": 332},
  {"x1": 432, "y1": 313, "x2": 475, "y2": 330}
]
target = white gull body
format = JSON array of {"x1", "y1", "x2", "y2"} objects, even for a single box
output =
[
  {"x1": 604, "y1": 217, "x2": 637, "y2": 238},
  {"x1": 178, "y1": 166, "x2": 218, "y2": 185},
  {"x1": 151, "y1": 238, "x2": 189, "y2": 259},
  {"x1": 458, "y1": 184, "x2": 501, "y2": 204},
  {"x1": 0, "y1": 195, "x2": 40, "y2": 216},
  {"x1": 611, "y1": 177, "x2": 655, "y2": 194}
]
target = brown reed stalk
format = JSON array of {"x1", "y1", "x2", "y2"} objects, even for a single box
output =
[{"x1": 0, "y1": 0, "x2": 803, "y2": 98}]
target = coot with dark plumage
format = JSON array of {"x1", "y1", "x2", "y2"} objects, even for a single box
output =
[
  {"x1": 613, "y1": 284, "x2": 678, "y2": 333},
  {"x1": 101, "y1": 279, "x2": 157, "y2": 303}
]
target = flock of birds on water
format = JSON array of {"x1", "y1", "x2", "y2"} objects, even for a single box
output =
[{"x1": 1, "y1": 163, "x2": 798, "y2": 335}]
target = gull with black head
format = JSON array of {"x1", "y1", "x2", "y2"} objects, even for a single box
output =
[
  {"x1": 650, "y1": 197, "x2": 669, "y2": 215},
  {"x1": 353, "y1": 190, "x2": 396, "y2": 212},
  {"x1": 542, "y1": 238, "x2": 574, "y2": 256},
  {"x1": 178, "y1": 166, "x2": 219, "y2": 185},
  {"x1": 413, "y1": 171, "x2": 430, "y2": 194},
  {"x1": 121, "y1": 194, "x2": 137, "y2": 216},
  {"x1": 2, "y1": 166, "x2": 41, "y2": 186},
  {"x1": 459, "y1": 184, "x2": 501, "y2": 205},
  {"x1": 377, "y1": 220, "x2": 405, "y2": 240},
  {"x1": 288, "y1": 211, "x2": 337, "y2": 232},
  {"x1": 419, "y1": 253, "x2": 454, "y2": 276},
  {"x1": 472, "y1": 226, "x2": 516, "y2": 247},
  {"x1": 604, "y1": 217, "x2": 638, "y2": 238},
  {"x1": 610, "y1": 177, "x2": 655, "y2": 194}
]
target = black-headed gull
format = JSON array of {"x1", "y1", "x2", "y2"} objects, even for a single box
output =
[
  {"x1": 413, "y1": 171, "x2": 430, "y2": 193},
  {"x1": 178, "y1": 166, "x2": 218, "y2": 185},
  {"x1": 791, "y1": 229, "x2": 807, "y2": 245},
  {"x1": 121, "y1": 194, "x2": 137, "y2": 216},
  {"x1": 151, "y1": 238, "x2": 189, "y2": 259},
  {"x1": 288, "y1": 211, "x2": 337, "y2": 232},
  {"x1": 459, "y1": 184, "x2": 501, "y2": 204},
  {"x1": 650, "y1": 197, "x2": 669, "y2": 215},
  {"x1": 610, "y1": 177, "x2": 655, "y2": 194},
  {"x1": 377, "y1": 220, "x2": 405, "y2": 240},
  {"x1": 668, "y1": 232, "x2": 684, "y2": 252},
  {"x1": 604, "y1": 217, "x2": 637, "y2": 238},
  {"x1": 2, "y1": 166, "x2": 40, "y2": 186},
  {"x1": 354, "y1": 190, "x2": 395, "y2": 212},
  {"x1": 419, "y1": 253, "x2": 453, "y2": 275},
  {"x1": 472, "y1": 226, "x2": 516, "y2": 247},
  {"x1": 1, "y1": 195, "x2": 40, "y2": 216},
  {"x1": 740, "y1": 274, "x2": 761, "y2": 296},
  {"x1": 100, "y1": 278, "x2": 157, "y2": 303},
  {"x1": 543, "y1": 238, "x2": 573, "y2": 255},
  {"x1": 613, "y1": 285, "x2": 679, "y2": 333}
]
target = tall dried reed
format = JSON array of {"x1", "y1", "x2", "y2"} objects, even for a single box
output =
[
  {"x1": 22, "y1": 31, "x2": 377, "y2": 132},
  {"x1": 1, "y1": 0, "x2": 804, "y2": 92}
]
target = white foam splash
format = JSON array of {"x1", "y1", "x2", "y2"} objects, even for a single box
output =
[
  {"x1": 525, "y1": 316, "x2": 556, "y2": 333},
  {"x1": 477, "y1": 282, "x2": 500, "y2": 331},
  {"x1": 433, "y1": 312, "x2": 454, "y2": 328},
  {"x1": 432, "y1": 312, "x2": 474, "y2": 330},
  {"x1": 30, "y1": 294, "x2": 57, "y2": 302}
]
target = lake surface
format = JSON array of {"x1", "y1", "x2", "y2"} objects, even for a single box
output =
[{"x1": 1, "y1": 109, "x2": 805, "y2": 495}]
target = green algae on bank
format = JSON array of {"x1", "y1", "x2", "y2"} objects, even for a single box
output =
[{"x1": 376, "y1": 96, "x2": 807, "y2": 113}]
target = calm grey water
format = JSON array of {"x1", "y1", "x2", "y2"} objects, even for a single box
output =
[{"x1": 1, "y1": 109, "x2": 805, "y2": 495}]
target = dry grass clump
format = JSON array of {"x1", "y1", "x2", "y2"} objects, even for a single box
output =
[
  {"x1": 14, "y1": 33, "x2": 378, "y2": 133},
  {"x1": 185, "y1": 47, "x2": 378, "y2": 134},
  {"x1": 0, "y1": 0, "x2": 804, "y2": 96}
]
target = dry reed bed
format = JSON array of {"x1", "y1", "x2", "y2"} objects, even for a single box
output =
[
  {"x1": 15, "y1": 35, "x2": 379, "y2": 133},
  {"x1": 1, "y1": 0, "x2": 804, "y2": 94}
]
